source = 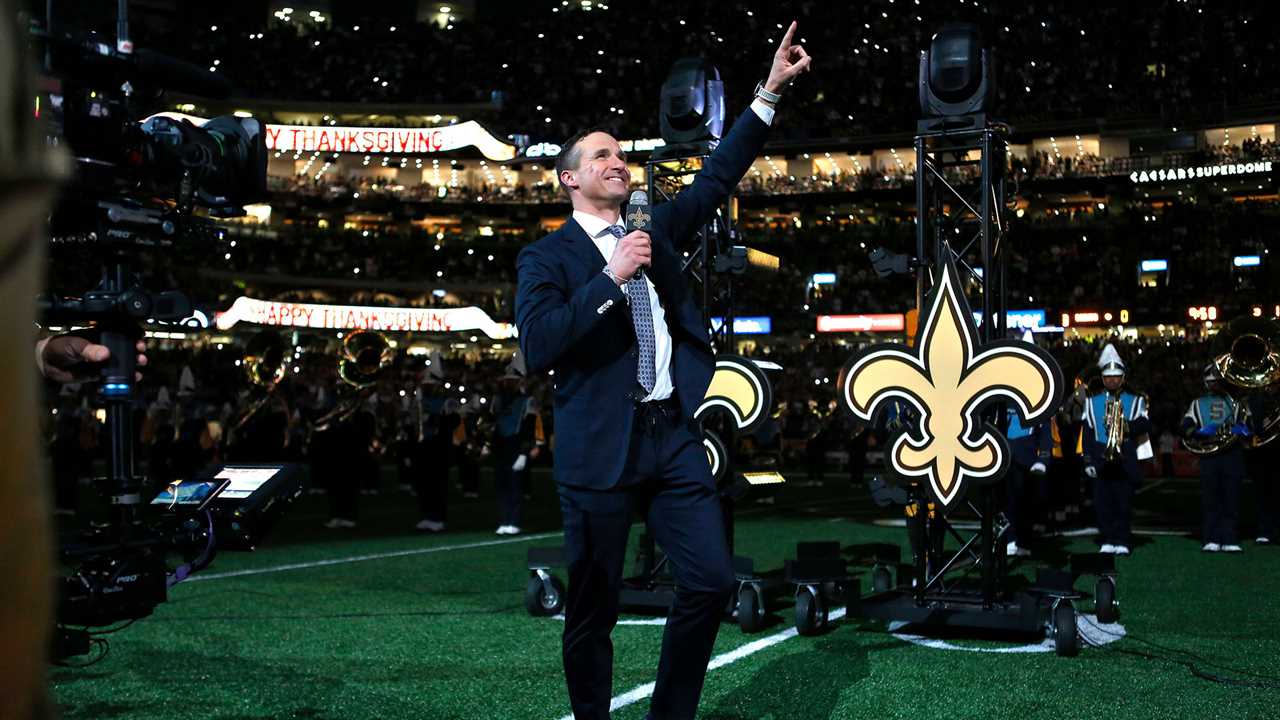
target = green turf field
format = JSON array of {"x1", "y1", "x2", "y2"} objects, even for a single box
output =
[{"x1": 51, "y1": 470, "x2": 1280, "y2": 719}]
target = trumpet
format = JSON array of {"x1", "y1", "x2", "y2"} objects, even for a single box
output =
[{"x1": 1103, "y1": 393, "x2": 1125, "y2": 462}]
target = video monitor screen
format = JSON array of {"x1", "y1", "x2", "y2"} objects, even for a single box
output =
[
  {"x1": 151, "y1": 480, "x2": 222, "y2": 507},
  {"x1": 150, "y1": 466, "x2": 281, "y2": 508},
  {"x1": 213, "y1": 466, "x2": 281, "y2": 500}
]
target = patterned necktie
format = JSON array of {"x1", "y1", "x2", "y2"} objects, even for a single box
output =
[{"x1": 610, "y1": 224, "x2": 656, "y2": 393}]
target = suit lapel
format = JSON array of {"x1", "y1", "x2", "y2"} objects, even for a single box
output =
[
  {"x1": 558, "y1": 214, "x2": 709, "y2": 346},
  {"x1": 559, "y1": 217, "x2": 607, "y2": 273}
]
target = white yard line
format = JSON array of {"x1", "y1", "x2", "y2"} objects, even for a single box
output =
[
  {"x1": 553, "y1": 607, "x2": 848, "y2": 720},
  {"x1": 187, "y1": 532, "x2": 562, "y2": 582},
  {"x1": 552, "y1": 614, "x2": 668, "y2": 626}
]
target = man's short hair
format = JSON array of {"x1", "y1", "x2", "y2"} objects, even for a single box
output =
[{"x1": 555, "y1": 125, "x2": 615, "y2": 198}]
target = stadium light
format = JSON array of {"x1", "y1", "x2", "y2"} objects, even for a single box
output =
[
  {"x1": 918, "y1": 23, "x2": 993, "y2": 130},
  {"x1": 657, "y1": 58, "x2": 725, "y2": 150}
]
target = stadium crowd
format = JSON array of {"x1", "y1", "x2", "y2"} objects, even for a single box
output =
[
  {"x1": 48, "y1": 197, "x2": 1266, "y2": 328},
  {"x1": 267, "y1": 133, "x2": 1280, "y2": 209},
  {"x1": 138, "y1": 1, "x2": 1279, "y2": 142}
]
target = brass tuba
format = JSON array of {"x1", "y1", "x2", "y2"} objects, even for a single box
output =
[
  {"x1": 243, "y1": 330, "x2": 289, "y2": 388},
  {"x1": 1215, "y1": 317, "x2": 1280, "y2": 389},
  {"x1": 311, "y1": 330, "x2": 394, "y2": 434},
  {"x1": 1190, "y1": 316, "x2": 1280, "y2": 453},
  {"x1": 338, "y1": 329, "x2": 394, "y2": 389},
  {"x1": 226, "y1": 330, "x2": 290, "y2": 450},
  {"x1": 1102, "y1": 393, "x2": 1125, "y2": 461}
]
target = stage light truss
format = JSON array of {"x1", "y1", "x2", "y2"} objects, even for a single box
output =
[{"x1": 912, "y1": 122, "x2": 1012, "y2": 607}]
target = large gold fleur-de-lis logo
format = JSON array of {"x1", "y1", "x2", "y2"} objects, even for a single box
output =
[{"x1": 838, "y1": 255, "x2": 1064, "y2": 507}]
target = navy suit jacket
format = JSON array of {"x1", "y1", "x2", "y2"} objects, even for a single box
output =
[{"x1": 515, "y1": 108, "x2": 769, "y2": 490}]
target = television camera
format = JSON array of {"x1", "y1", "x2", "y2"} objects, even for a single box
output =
[{"x1": 29, "y1": 3, "x2": 299, "y2": 660}]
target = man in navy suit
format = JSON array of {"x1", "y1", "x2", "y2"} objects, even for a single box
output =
[{"x1": 516, "y1": 22, "x2": 811, "y2": 720}]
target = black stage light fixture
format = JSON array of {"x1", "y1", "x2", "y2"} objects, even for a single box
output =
[
  {"x1": 869, "y1": 246, "x2": 916, "y2": 278},
  {"x1": 659, "y1": 57, "x2": 725, "y2": 147},
  {"x1": 918, "y1": 23, "x2": 993, "y2": 128},
  {"x1": 712, "y1": 245, "x2": 781, "y2": 275}
]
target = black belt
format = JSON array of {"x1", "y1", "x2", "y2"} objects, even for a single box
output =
[{"x1": 633, "y1": 396, "x2": 680, "y2": 424}]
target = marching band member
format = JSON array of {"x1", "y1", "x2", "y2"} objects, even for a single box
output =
[
  {"x1": 492, "y1": 351, "x2": 541, "y2": 535},
  {"x1": 1181, "y1": 363, "x2": 1249, "y2": 552},
  {"x1": 414, "y1": 353, "x2": 455, "y2": 532},
  {"x1": 1046, "y1": 377, "x2": 1087, "y2": 527},
  {"x1": 1243, "y1": 396, "x2": 1280, "y2": 546},
  {"x1": 1004, "y1": 406, "x2": 1052, "y2": 557},
  {"x1": 1081, "y1": 344, "x2": 1151, "y2": 556},
  {"x1": 1004, "y1": 331, "x2": 1052, "y2": 557}
]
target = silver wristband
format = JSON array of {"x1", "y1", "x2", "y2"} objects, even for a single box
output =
[{"x1": 754, "y1": 81, "x2": 782, "y2": 104}]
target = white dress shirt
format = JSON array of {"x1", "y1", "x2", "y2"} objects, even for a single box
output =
[
  {"x1": 570, "y1": 100, "x2": 775, "y2": 402},
  {"x1": 574, "y1": 210, "x2": 675, "y2": 401}
]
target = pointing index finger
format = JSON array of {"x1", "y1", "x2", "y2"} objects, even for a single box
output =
[{"x1": 778, "y1": 20, "x2": 797, "y2": 52}]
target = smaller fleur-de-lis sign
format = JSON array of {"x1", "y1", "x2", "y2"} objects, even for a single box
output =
[
  {"x1": 837, "y1": 254, "x2": 1064, "y2": 507},
  {"x1": 696, "y1": 355, "x2": 774, "y2": 485}
]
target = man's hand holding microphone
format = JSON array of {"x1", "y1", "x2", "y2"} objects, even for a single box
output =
[
  {"x1": 606, "y1": 190, "x2": 654, "y2": 286},
  {"x1": 606, "y1": 230, "x2": 651, "y2": 286}
]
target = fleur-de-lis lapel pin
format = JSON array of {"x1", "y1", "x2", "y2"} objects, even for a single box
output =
[{"x1": 837, "y1": 253, "x2": 1064, "y2": 507}]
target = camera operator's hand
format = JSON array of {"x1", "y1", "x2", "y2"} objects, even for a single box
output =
[
  {"x1": 606, "y1": 230, "x2": 651, "y2": 284},
  {"x1": 35, "y1": 334, "x2": 147, "y2": 383}
]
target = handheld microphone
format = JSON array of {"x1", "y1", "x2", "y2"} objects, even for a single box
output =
[{"x1": 625, "y1": 190, "x2": 651, "y2": 280}]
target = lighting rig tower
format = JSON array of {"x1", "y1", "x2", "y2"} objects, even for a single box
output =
[{"x1": 850, "y1": 25, "x2": 1115, "y2": 656}]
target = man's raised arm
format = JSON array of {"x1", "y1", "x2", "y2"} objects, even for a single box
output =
[{"x1": 662, "y1": 20, "x2": 813, "y2": 241}]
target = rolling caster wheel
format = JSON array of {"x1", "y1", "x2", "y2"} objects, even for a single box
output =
[
  {"x1": 794, "y1": 585, "x2": 827, "y2": 636},
  {"x1": 738, "y1": 585, "x2": 766, "y2": 633},
  {"x1": 525, "y1": 573, "x2": 565, "y2": 617},
  {"x1": 1053, "y1": 601, "x2": 1080, "y2": 657},
  {"x1": 1094, "y1": 577, "x2": 1119, "y2": 623}
]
